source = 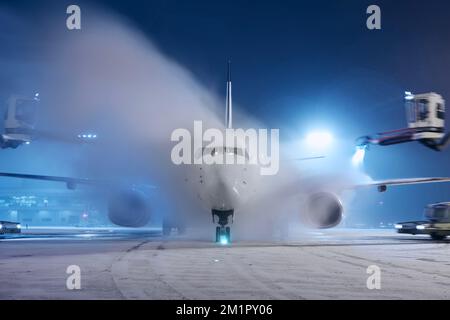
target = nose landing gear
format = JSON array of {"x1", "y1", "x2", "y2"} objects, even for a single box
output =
[
  {"x1": 215, "y1": 226, "x2": 231, "y2": 244},
  {"x1": 212, "y1": 209, "x2": 234, "y2": 244}
]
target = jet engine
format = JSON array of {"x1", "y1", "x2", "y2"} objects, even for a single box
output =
[
  {"x1": 107, "y1": 190, "x2": 151, "y2": 227},
  {"x1": 302, "y1": 192, "x2": 343, "y2": 228}
]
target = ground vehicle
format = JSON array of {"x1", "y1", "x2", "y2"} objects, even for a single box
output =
[
  {"x1": 0, "y1": 221, "x2": 22, "y2": 234},
  {"x1": 395, "y1": 202, "x2": 450, "y2": 240},
  {"x1": 357, "y1": 92, "x2": 450, "y2": 151},
  {"x1": 0, "y1": 94, "x2": 39, "y2": 149}
]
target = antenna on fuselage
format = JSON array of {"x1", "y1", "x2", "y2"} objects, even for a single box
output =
[{"x1": 225, "y1": 60, "x2": 232, "y2": 129}]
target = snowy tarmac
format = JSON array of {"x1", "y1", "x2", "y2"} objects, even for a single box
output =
[{"x1": 0, "y1": 228, "x2": 449, "y2": 299}]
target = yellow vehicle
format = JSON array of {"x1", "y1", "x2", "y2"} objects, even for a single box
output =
[{"x1": 395, "y1": 202, "x2": 450, "y2": 240}]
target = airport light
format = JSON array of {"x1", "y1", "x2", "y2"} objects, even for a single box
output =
[
  {"x1": 219, "y1": 235, "x2": 229, "y2": 245},
  {"x1": 17, "y1": 224, "x2": 21, "y2": 229},
  {"x1": 405, "y1": 91, "x2": 414, "y2": 100},
  {"x1": 394, "y1": 224, "x2": 403, "y2": 229},
  {"x1": 0, "y1": 224, "x2": 2, "y2": 230},
  {"x1": 416, "y1": 225, "x2": 425, "y2": 230},
  {"x1": 305, "y1": 131, "x2": 334, "y2": 149},
  {"x1": 78, "y1": 133, "x2": 98, "y2": 140}
]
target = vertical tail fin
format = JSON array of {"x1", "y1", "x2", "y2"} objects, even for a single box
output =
[{"x1": 225, "y1": 60, "x2": 232, "y2": 129}]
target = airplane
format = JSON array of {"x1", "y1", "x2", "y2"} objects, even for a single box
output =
[{"x1": 2, "y1": 62, "x2": 450, "y2": 243}]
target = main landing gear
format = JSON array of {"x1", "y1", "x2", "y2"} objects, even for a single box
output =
[
  {"x1": 212, "y1": 209, "x2": 234, "y2": 244},
  {"x1": 162, "y1": 216, "x2": 186, "y2": 236}
]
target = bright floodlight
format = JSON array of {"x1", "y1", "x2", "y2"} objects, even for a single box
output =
[{"x1": 306, "y1": 131, "x2": 334, "y2": 148}]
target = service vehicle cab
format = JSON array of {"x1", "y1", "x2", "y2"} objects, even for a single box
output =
[
  {"x1": 395, "y1": 202, "x2": 450, "y2": 240},
  {"x1": 357, "y1": 92, "x2": 450, "y2": 151},
  {"x1": 0, "y1": 94, "x2": 39, "y2": 149}
]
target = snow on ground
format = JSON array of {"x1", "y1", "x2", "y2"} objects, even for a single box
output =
[{"x1": 0, "y1": 229, "x2": 449, "y2": 299}]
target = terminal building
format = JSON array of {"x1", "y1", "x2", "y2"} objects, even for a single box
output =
[{"x1": 0, "y1": 184, "x2": 110, "y2": 227}]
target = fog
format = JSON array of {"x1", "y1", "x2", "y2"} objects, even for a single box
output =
[{"x1": 0, "y1": 5, "x2": 374, "y2": 239}]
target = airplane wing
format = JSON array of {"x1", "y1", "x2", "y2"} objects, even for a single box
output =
[
  {"x1": 0, "y1": 172, "x2": 105, "y2": 189},
  {"x1": 0, "y1": 172, "x2": 157, "y2": 191},
  {"x1": 1, "y1": 171, "x2": 449, "y2": 194},
  {"x1": 356, "y1": 177, "x2": 450, "y2": 192}
]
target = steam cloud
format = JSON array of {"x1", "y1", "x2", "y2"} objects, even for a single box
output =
[{"x1": 0, "y1": 5, "x2": 371, "y2": 239}]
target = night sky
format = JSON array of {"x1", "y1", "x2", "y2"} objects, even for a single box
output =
[{"x1": 1, "y1": 0, "x2": 450, "y2": 225}]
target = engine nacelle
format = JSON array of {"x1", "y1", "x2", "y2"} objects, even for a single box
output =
[
  {"x1": 303, "y1": 192, "x2": 343, "y2": 229},
  {"x1": 107, "y1": 190, "x2": 151, "y2": 227}
]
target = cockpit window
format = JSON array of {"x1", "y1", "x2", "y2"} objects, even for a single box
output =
[
  {"x1": 417, "y1": 99, "x2": 429, "y2": 121},
  {"x1": 406, "y1": 99, "x2": 431, "y2": 123},
  {"x1": 202, "y1": 146, "x2": 249, "y2": 160},
  {"x1": 437, "y1": 103, "x2": 445, "y2": 120}
]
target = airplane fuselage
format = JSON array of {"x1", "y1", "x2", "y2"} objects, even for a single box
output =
[{"x1": 186, "y1": 144, "x2": 260, "y2": 213}]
